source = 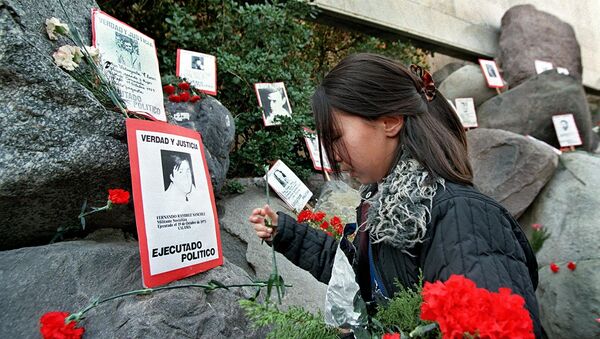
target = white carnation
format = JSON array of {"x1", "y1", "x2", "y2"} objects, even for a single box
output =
[
  {"x1": 52, "y1": 45, "x2": 83, "y2": 71},
  {"x1": 83, "y1": 46, "x2": 101, "y2": 64},
  {"x1": 45, "y1": 17, "x2": 70, "y2": 40}
]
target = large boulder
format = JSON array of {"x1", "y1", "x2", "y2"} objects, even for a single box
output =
[
  {"x1": 0, "y1": 229, "x2": 265, "y2": 338},
  {"x1": 167, "y1": 96, "x2": 236, "y2": 196},
  {"x1": 432, "y1": 61, "x2": 468, "y2": 85},
  {"x1": 0, "y1": 0, "x2": 233, "y2": 250},
  {"x1": 218, "y1": 182, "x2": 327, "y2": 313},
  {"x1": 498, "y1": 4, "x2": 582, "y2": 88},
  {"x1": 477, "y1": 71, "x2": 595, "y2": 151},
  {"x1": 0, "y1": 0, "x2": 132, "y2": 250},
  {"x1": 519, "y1": 152, "x2": 600, "y2": 338},
  {"x1": 467, "y1": 129, "x2": 558, "y2": 218},
  {"x1": 438, "y1": 65, "x2": 498, "y2": 107}
]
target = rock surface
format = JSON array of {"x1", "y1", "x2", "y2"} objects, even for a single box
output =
[
  {"x1": 477, "y1": 71, "x2": 595, "y2": 151},
  {"x1": 519, "y1": 152, "x2": 600, "y2": 338},
  {"x1": 219, "y1": 182, "x2": 328, "y2": 313},
  {"x1": 0, "y1": 229, "x2": 266, "y2": 338},
  {"x1": 438, "y1": 65, "x2": 498, "y2": 108},
  {"x1": 498, "y1": 4, "x2": 582, "y2": 88},
  {"x1": 166, "y1": 96, "x2": 236, "y2": 196},
  {"x1": 466, "y1": 129, "x2": 558, "y2": 218}
]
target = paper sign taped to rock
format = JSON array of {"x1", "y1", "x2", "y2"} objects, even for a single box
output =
[
  {"x1": 534, "y1": 60, "x2": 554, "y2": 74},
  {"x1": 176, "y1": 49, "x2": 217, "y2": 96},
  {"x1": 254, "y1": 82, "x2": 292, "y2": 127},
  {"x1": 267, "y1": 160, "x2": 312, "y2": 212},
  {"x1": 92, "y1": 9, "x2": 166, "y2": 121},
  {"x1": 478, "y1": 59, "x2": 504, "y2": 88},
  {"x1": 552, "y1": 114, "x2": 582, "y2": 147},
  {"x1": 126, "y1": 119, "x2": 222, "y2": 287}
]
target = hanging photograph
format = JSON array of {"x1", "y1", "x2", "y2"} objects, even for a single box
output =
[
  {"x1": 454, "y1": 98, "x2": 478, "y2": 128},
  {"x1": 126, "y1": 119, "x2": 223, "y2": 287},
  {"x1": 478, "y1": 59, "x2": 504, "y2": 88},
  {"x1": 254, "y1": 82, "x2": 292, "y2": 126},
  {"x1": 267, "y1": 160, "x2": 312, "y2": 212},
  {"x1": 176, "y1": 49, "x2": 218, "y2": 96},
  {"x1": 534, "y1": 60, "x2": 554, "y2": 74},
  {"x1": 303, "y1": 127, "x2": 332, "y2": 172},
  {"x1": 552, "y1": 113, "x2": 583, "y2": 148},
  {"x1": 92, "y1": 9, "x2": 166, "y2": 121}
]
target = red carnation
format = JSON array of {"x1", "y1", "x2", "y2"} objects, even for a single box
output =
[
  {"x1": 163, "y1": 84, "x2": 175, "y2": 95},
  {"x1": 313, "y1": 211, "x2": 326, "y2": 222},
  {"x1": 330, "y1": 216, "x2": 342, "y2": 226},
  {"x1": 297, "y1": 210, "x2": 313, "y2": 223},
  {"x1": 179, "y1": 91, "x2": 190, "y2": 102},
  {"x1": 550, "y1": 262, "x2": 560, "y2": 273},
  {"x1": 320, "y1": 221, "x2": 329, "y2": 230},
  {"x1": 325, "y1": 231, "x2": 333, "y2": 237},
  {"x1": 567, "y1": 261, "x2": 576, "y2": 271},
  {"x1": 108, "y1": 189, "x2": 130, "y2": 205},
  {"x1": 382, "y1": 334, "x2": 400, "y2": 339},
  {"x1": 178, "y1": 82, "x2": 190, "y2": 90},
  {"x1": 421, "y1": 275, "x2": 534, "y2": 339},
  {"x1": 190, "y1": 95, "x2": 201, "y2": 103},
  {"x1": 168, "y1": 94, "x2": 181, "y2": 102},
  {"x1": 531, "y1": 223, "x2": 542, "y2": 231},
  {"x1": 40, "y1": 312, "x2": 84, "y2": 339}
]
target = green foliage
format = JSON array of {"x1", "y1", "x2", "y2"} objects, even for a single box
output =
[
  {"x1": 98, "y1": 0, "x2": 429, "y2": 178},
  {"x1": 239, "y1": 299, "x2": 338, "y2": 339},
  {"x1": 223, "y1": 179, "x2": 246, "y2": 195},
  {"x1": 530, "y1": 227, "x2": 551, "y2": 254},
  {"x1": 374, "y1": 278, "x2": 438, "y2": 338}
]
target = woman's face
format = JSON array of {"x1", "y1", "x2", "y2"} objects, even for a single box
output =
[
  {"x1": 170, "y1": 160, "x2": 193, "y2": 194},
  {"x1": 331, "y1": 111, "x2": 401, "y2": 184}
]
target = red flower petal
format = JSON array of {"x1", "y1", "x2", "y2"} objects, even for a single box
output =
[
  {"x1": 40, "y1": 312, "x2": 84, "y2": 339},
  {"x1": 163, "y1": 84, "x2": 175, "y2": 95},
  {"x1": 190, "y1": 95, "x2": 201, "y2": 103},
  {"x1": 178, "y1": 82, "x2": 190, "y2": 90},
  {"x1": 313, "y1": 211, "x2": 326, "y2": 222},
  {"x1": 179, "y1": 91, "x2": 190, "y2": 102},
  {"x1": 382, "y1": 334, "x2": 401, "y2": 339},
  {"x1": 297, "y1": 210, "x2": 313, "y2": 223},
  {"x1": 108, "y1": 189, "x2": 130, "y2": 205},
  {"x1": 567, "y1": 261, "x2": 576, "y2": 271},
  {"x1": 320, "y1": 221, "x2": 329, "y2": 230},
  {"x1": 550, "y1": 262, "x2": 560, "y2": 273},
  {"x1": 531, "y1": 223, "x2": 542, "y2": 231},
  {"x1": 168, "y1": 94, "x2": 181, "y2": 102}
]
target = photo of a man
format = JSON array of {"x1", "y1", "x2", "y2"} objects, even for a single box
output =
[
  {"x1": 191, "y1": 56, "x2": 205, "y2": 71},
  {"x1": 485, "y1": 64, "x2": 497, "y2": 78},
  {"x1": 115, "y1": 32, "x2": 141, "y2": 71},
  {"x1": 161, "y1": 150, "x2": 198, "y2": 203},
  {"x1": 255, "y1": 82, "x2": 292, "y2": 126}
]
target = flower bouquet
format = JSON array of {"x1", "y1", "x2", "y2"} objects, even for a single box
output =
[{"x1": 296, "y1": 209, "x2": 345, "y2": 240}]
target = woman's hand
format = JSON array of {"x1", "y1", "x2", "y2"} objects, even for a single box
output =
[{"x1": 248, "y1": 204, "x2": 278, "y2": 241}]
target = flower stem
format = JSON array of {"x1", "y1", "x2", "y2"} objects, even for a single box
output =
[{"x1": 68, "y1": 281, "x2": 291, "y2": 323}]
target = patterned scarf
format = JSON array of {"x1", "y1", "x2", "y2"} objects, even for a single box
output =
[{"x1": 360, "y1": 150, "x2": 444, "y2": 252}]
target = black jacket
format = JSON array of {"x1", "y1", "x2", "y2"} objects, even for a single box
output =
[{"x1": 272, "y1": 182, "x2": 542, "y2": 337}]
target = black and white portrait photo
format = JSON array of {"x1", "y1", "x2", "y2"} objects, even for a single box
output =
[
  {"x1": 255, "y1": 82, "x2": 292, "y2": 126},
  {"x1": 115, "y1": 31, "x2": 141, "y2": 71},
  {"x1": 161, "y1": 150, "x2": 198, "y2": 203},
  {"x1": 176, "y1": 49, "x2": 218, "y2": 95},
  {"x1": 478, "y1": 59, "x2": 504, "y2": 88},
  {"x1": 485, "y1": 64, "x2": 497, "y2": 78},
  {"x1": 552, "y1": 113, "x2": 582, "y2": 147},
  {"x1": 191, "y1": 55, "x2": 205, "y2": 70}
]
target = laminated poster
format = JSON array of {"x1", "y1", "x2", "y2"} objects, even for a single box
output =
[
  {"x1": 92, "y1": 9, "x2": 166, "y2": 121},
  {"x1": 126, "y1": 119, "x2": 222, "y2": 287},
  {"x1": 267, "y1": 160, "x2": 312, "y2": 212},
  {"x1": 176, "y1": 48, "x2": 218, "y2": 96}
]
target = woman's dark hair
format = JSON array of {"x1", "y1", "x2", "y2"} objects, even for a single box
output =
[{"x1": 312, "y1": 53, "x2": 473, "y2": 185}]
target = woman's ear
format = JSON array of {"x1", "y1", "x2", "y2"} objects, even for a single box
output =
[{"x1": 381, "y1": 115, "x2": 404, "y2": 137}]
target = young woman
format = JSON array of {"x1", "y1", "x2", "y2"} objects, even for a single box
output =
[{"x1": 249, "y1": 53, "x2": 541, "y2": 337}]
